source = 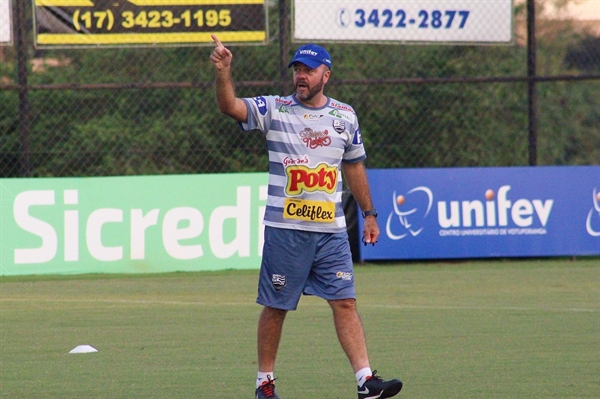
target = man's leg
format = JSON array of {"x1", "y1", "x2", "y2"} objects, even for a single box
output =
[
  {"x1": 257, "y1": 306, "x2": 288, "y2": 372},
  {"x1": 329, "y1": 298, "x2": 403, "y2": 398},
  {"x1": 328, "y1": 298, "x2": 370, "y2": 372}
]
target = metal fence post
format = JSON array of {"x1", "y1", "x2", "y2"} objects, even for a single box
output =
[
  {"x1": 527, "y1": 0, "x2": 538, "y2": 166},
  {"x1": 278, "y1": 0, "x2": 290, "y2": 95},
  {"x1": 15, "y1": 0, "x2": 30, "y2": 177}
]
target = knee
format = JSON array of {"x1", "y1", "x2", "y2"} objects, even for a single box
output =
[
  {"x1": 328, "y1": 298, "x2": 357, "y2": 312},
  {"x1": 262, "y1": 306, "x2": 288, "y2": 320}
]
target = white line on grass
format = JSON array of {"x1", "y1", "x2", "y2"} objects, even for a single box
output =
[
  {"x1": 0, "y1": 298, "x2": 255, "y2": 307},
  {"x1": 367, "y1": 303, "x2": 599, "y2": 313},
  {"x1": 1, "y1": 297, "x2": 598, "y2": 313}
]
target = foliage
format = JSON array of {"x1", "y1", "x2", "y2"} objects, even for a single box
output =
[{"x1": 0, "y1": 1, "x2": 598, "y2": 177}]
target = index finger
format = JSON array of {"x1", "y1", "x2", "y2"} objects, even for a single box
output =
[{"x1": 211, "y1": 34, "x2": 223, "y2": 48}]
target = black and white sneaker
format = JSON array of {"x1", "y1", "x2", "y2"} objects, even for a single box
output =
[
  {"x1": 255, "y1": 375, "x2": 281, "y2": 399},
  {"x1": 357, "y1": 370, "x2": 403, "y2": 399}
]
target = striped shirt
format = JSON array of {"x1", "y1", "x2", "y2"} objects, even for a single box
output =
[{"x1": 240, "y1": 94, "x2": 366, "y2": 233}]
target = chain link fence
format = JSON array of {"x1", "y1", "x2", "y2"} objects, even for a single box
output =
[{"x1": 0, "y1": 0, "x2": 598, "y2": 178}]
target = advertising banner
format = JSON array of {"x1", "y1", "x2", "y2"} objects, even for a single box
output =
[
  {"x1": 293, "y1": 0, "x2": 513, "y2": 43},
  {"x1": 33, "y1": 0, "x2": 267, "y2": 47},
  {"x1": 0, "y1": 0, "x2": 12, "y2": 44},
  {"x1": 359, "y1": 166, "x2": 600, "y2": 260},
  {"x1": 0, "y1": 174, "x2": 267, "y2": 275}
]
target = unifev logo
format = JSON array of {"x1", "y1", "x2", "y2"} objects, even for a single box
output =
[
  {"x1": 386, "y1": 185, "x2": 555, "y2": 240},
  {"x1": 586, "y1": 188, "x2": 600, "y2": 237},
  {"x1": 385, "y1": 187, "x2": 433, "y2": 240}
]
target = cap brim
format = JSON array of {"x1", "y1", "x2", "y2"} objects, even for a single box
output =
[{"x1": 287, "y1": 58, "x2": 326, "y2": 69}]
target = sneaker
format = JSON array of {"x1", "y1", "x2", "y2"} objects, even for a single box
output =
[
  {"x1": 255, "y1": 375, "x2": 281, "y2": 399},
  {"x1": 357, "y1": 370, "x2": 403, "y2": 399}
]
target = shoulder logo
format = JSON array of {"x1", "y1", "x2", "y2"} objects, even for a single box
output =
[
  {"x1": 352, "y1": 127, "x2": 363, "y2": 145},
  {"x1": 253, "y1": 96, "x2": 268, "y2": 116}
]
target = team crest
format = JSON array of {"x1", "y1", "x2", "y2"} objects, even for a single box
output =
[
  {"x1": 333, "y1": 120, "x2": 346, "y2": 133},
  {"x1": 272, "y1": 274, "x2": 287, "y2": 291}
]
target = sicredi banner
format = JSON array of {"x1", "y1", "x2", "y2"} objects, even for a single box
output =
[
  {"x1": 0, "y1": 174, "x2": 267, "y2": 275},
  {"x1": 359, "y1": 166, "x2": 600, "y2": 261}
]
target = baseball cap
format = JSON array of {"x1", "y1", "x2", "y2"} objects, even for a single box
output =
[{"x1": 288, "y1": 44, "x2": 332, "y2": 70}]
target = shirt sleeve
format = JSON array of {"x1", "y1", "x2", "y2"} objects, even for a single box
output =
[
  {"x1": 239, "y1": 96, "x2": 271, "y2": 134},
  {"x1": 343, "y1": 119, "x2": 367, "y2": 164}
]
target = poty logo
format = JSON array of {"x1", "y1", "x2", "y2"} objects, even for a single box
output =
[
  {"x1": 586, "y1": 188, "x2": 600, "y2": 237},
  {"x1": 285, "y1": 163, "x2": 338, "y2": 196},
  {"x1": 386, "y1": 185, "x2": 554, "y2": 240}
]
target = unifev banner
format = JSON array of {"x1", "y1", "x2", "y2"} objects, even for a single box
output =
[
  {"x1": 0, "y1": 0, "x2": 12, "y2": 45},
  {"x1": 293, "y1": 0, "x2": 512, "y2": 43},
  {"x1": 359, "y1": 166, "x2": 600, "y2": 261},
  {"x1": 0, "y1": 174, "x2": 268, "y2": 275}
]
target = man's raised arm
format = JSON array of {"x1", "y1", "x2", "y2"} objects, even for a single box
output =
[{"x1": 210, "y1": 34, "x2": 248, "y2": 123}]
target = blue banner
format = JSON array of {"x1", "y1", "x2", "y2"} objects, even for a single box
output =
[{"x1": 359, "y1": 166, "x2": 600, "y2": 260}]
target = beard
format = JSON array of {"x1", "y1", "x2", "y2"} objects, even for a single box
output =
[{"x1": 295, "y1": 79, "x2": 325, "y2": 103}]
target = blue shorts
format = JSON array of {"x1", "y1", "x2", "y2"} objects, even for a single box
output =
[{"x1": 257, "y1": 226, "x2": 356, "y2": 311}]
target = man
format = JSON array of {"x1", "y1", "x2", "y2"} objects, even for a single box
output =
[{"x1": 210, "y1": 35, "x2": 403, "y2": 399}]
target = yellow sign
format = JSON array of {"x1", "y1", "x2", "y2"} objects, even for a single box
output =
[
  {"x1": 283, "y1": 198, "x2": 335, "y2": 223},
  {"x1": 35, "y1": 0, "x2": 266, "y2": 47}
]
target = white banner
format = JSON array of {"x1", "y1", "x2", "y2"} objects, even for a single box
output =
[
  {"x1": 293, "y1": 0, "x2": 513, "y2": 43},
  {"x1": 0, "y1": 0, "x2": 12, "y2": 44}
]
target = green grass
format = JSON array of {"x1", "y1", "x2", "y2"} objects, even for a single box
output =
[{"x1": 1, "y1": 259, "x2": 598, "y2": 398}]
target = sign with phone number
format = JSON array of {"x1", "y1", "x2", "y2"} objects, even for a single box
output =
[
  {"x1": 34, "y1": 0, "x2": 266, "y2": 47},
  {"x1": 293, "y1": 0, "x2": 513, "y2": 43},
  {"x1": 0, "y1": 0, "x2": 12, "y2": 44}
]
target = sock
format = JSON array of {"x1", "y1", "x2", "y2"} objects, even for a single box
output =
[
  {"x1": 256, "y1": 371, "x2": 274, "y2": 388},
  {"x1": 356, "y1": 367, "x2": 372, "y2": 387}
]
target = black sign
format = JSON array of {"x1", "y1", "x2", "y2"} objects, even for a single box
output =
[{"x1": 34, "y1": 0, "x2": 266, "y2": 47}]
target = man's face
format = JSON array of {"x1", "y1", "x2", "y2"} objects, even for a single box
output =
[{"x1": 292, "y1": 63, "x2": 330, "y2": 103}]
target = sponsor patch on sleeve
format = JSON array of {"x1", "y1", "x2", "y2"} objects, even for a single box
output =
[{"x1": 252, "y1": 96, "x2": 268, "y2": 116}]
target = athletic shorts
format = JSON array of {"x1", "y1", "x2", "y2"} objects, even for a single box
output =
[{"x1": 257, "y1": 226, "x2": 356, "y2": 311}]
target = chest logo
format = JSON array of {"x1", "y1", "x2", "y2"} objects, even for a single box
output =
[
  {"x1": 285, "y1": 163, "x2": 338, "y2": 196},
  {"x1": 333, "y1": 120, "x2": 346, "y2": 133},
  {"x1": 299, "y1": 128, "x2": 331, "y2": 149}
]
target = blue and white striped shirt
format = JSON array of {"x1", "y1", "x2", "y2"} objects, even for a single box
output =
[{"x1": 241, "y1": 94, "x2": 366, "y2": 233}]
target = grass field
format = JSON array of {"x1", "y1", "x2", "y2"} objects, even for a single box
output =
[{"x1": 1, "y1": 258, "x2": 598, "y2": 398}]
